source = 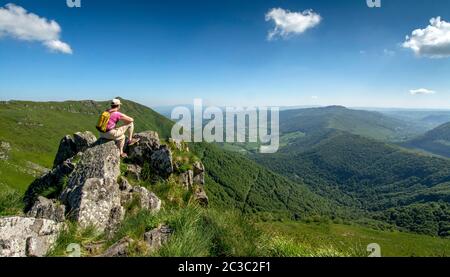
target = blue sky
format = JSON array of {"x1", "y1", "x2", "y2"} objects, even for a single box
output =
[{"x1": 1, "y1": 0, "x2": 450, "y2": 108}]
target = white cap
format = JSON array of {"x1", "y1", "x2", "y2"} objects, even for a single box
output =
[{"x1": 111, "y1": 99, "x2": 122, "y2": 106}]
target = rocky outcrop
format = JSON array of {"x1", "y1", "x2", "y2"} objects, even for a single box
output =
[
  {"x1": 26, "y1": 196, "x2": 66, "y2": 223},
  {"x1": 14, "y1": 128, "x2": 208, "y2": 257},
  {"x1": 0, "y1": 217, "x2": 63, "y2": 257},
  {"x1": 131, "y1": 186, "x2": 161, "y2": 212},
  {"x1": 128, "y1": 131, "x2": 161, "y2": 165},
  {"x1": 128, "y1": 132, "x2": 173, "y2": 179},
  {"x1": 144, "y1": 224, "x2": 172, "y2": 252},
  {"x1": 194, "y1": 187, "x2": 209, "y2": 207},
  {"x1": 193, "y1": 161, "x2": 205, "y2": 186},
  {"x1": 73, "y1": 131, "x2": 97, "y2": 153},
  {"x1": 60, "y1": 141, "x2": 122, "y2": 232},
  {"x1": 53, "y1": 131, "x2": 96, "y2": 167}
]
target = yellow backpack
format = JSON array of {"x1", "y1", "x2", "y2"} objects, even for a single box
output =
[{"x1": 96, "y1": 111, "x2": 111, "y2": 133}]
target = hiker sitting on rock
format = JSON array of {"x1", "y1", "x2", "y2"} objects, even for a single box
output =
[{"x1": 97, "y1": 98, "x2": 139, "y2": 158}]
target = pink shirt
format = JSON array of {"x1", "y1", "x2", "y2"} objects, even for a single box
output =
[{"x1": 107, "y1": 111, "x2": 122, "y2": 131}]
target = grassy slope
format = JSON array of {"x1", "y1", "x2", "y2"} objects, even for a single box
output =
[{"x1": 259, "y1": 221, "x2": 450, "y2": 257}]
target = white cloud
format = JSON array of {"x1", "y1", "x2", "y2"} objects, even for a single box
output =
[
  {"x1": 265, "y1": 8, "x2": 321, "y2": 40},
  {"x1": 44, "y1": 40, "x2": 72, "y2": 54},
  {"x1": 409, "y1": 88, "x2": 436, "y2": 95},
  {"x1": 402, "y1": 17, "x2": 450, "y2": 58},
  {"x1": 0, "y1": 3, "x2": 72, "y2": 54}
]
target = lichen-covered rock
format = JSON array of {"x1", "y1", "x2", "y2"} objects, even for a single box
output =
[
  {"x1": 53, "y1": 131, "x2": 97, "y2": 167},
  {"x1": 194, "y1": 187, "x2": 209, "y2": 207},
  {"x1": 179, "y1": 170, "x2": 194, "y2": 189},
  {"x1": 26, "y1": 196, "x2": 66, "y2": 223},
  {"x1": 150, "y1": 145, "x2": 173, "y2": 178},
  {"x1": 60, "y1": 141, "x2": 122, "y2": 232},
  {"x1": 23, "y1": 160, "x2": 75, "y2": 211},
  {"x1": 0, "y1": 217, "x2": 63, "y2": 257},
  {"x1": 62, "y1": 177, "x2": 121, "y2": 232},
  {"x1": 73, "y1": 131, "x2": 97, "y2": 153},
  {"x1": 127, "y1": 131, "x2": 161, "y2": 165},
  {"x1": 144, "y1": 224, "x2": 172, "y2": 252},
  {"x1": 193, "y1": 161, "x2": 205, "y2": 186},
  {"x1": 132, "y1": 186, "x2": 161, "y2": 212}
]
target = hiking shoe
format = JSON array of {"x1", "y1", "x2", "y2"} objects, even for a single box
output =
[{"x1": 128, "y1": 138, "x2": 140, "y2": 146}]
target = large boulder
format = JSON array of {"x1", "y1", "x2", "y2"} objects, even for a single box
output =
[
  {"x1": 23, "y1": 160, "x2": 76, "y2": 211},
  {"x1": 150, "y1": 145, "x2": 173, "y2": 178},
  {"x1": 73, "y1": 131, "x2": 97, "y2": 153},
  {"x1": 0, "y1": 217, "x2": 63, "y2": 257},
  {"x1": 53, "y1": 131, "x2": 97, "y2": 167},
  {"x1": 127, "y1": 131, "x2": 161, "y2": 165},
  {"x1": 60, "y1": 141, "x2": 122, "y2": 232},
  {"x1": 26, "y1": 196, "x2": 66, "y2": 223}
]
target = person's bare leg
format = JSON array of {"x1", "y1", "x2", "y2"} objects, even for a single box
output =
[
  {"x1": 127, "y1": 122, "x2": 140, "y2": 146},
  {"x1": 117, "y1": 135, "x2": 126, "y2": 157},
  {"x1": 127, "y1": 122, "x2": 134, "y2": 141}
]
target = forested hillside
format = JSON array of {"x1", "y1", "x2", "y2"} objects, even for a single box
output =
[
  {"x1": 404, "y1": 122, "x2": 450, "y2": 158},
  {"x1": 254, "y1": 130, "x2": 450, "y2": 236}
]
